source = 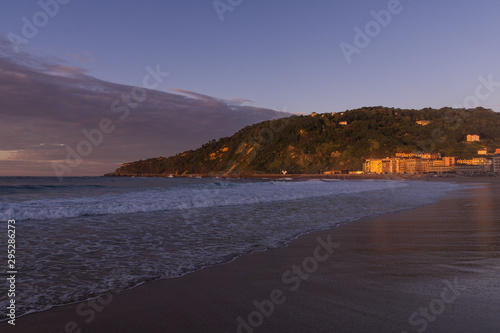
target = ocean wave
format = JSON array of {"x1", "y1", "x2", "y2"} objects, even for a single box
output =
[{"x1": 0, "y1": 180, "x2": 410, "y2": 221}]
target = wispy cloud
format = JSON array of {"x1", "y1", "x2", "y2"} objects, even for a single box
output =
[
  {"x1": 0, "y1": 150, "x2": 21, "y2": 161},
  {"x1": 171, "y1": 88, "x2": 220, "y2": 102},
  {"x1": 224, "y1": 97, "x2": 254, "y2": 105},
  {"x1": 68, "y1": 51, "x2": 97, "y2": 63},
  {"x1": 171, "y1": 89, "x2": 255, "y2": 107},
  {"x1": 44, "y1": 65, "x2": 88, "y2": 78}
]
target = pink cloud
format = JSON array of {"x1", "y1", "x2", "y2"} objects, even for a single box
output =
[
  {"x1": 44, "y1": 65, "x2": 88, "y2": 78},
  {"x1": 224, "y1": 97, "x2": 254, "y2": 105},
  {"x1": 69, "y1": 51, "x2": 97, "y2": 63}
]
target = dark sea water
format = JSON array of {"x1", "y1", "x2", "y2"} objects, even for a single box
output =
[{"x1": 0, "y1": 176, "x2": 461, "y2": 320}]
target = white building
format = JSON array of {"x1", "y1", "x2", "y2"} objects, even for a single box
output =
[{"x1": 467, "y1": 134, "x2": 480, "y2": 142}]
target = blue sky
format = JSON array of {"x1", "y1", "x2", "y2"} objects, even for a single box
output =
[
  {"x1": 1, "y1": 0, "x2": 500, "y2": 176},
  {"x1": 3, "y1": 0, "x2": 499, "y2": 113}
]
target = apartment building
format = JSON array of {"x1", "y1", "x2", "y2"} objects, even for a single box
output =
[
  {"x1": 364, "y1": 152, "x2": 458, "y2": 174},
  {"x1": 494, "y1": 154, "x2": 500, "y2": 173}
]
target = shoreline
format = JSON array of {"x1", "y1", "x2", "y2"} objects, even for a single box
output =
[
  {"x1": 7, "y1": 180, "x2": 500, "y2": 332},
  {"x1": 104, "y1": 172, "x2": 500, "y2": 182}
]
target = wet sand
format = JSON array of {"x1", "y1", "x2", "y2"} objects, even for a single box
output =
[{"x1": 8, "y1": 181, "x2": 500, "y2": 333}]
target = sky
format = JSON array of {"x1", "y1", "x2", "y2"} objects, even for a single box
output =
[{"x1": 1, "y1": 0, "x2": 500, "y2": 176}]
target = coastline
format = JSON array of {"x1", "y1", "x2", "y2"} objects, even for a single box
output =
[
  {"x1": 104, "y1": 172, "x2": 500, "y2": 182},
  {"x1": 7, "y1": 180, "x2": 500, "y2": 332}
]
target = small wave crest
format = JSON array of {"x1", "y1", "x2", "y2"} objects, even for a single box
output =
[{"x1": 0, "y1": 180, "x2": 410, "y2": 221}]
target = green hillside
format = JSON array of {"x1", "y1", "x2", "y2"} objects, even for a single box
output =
[{"x1": 106, "y1": 107, "x2": 500, "y2": 176}]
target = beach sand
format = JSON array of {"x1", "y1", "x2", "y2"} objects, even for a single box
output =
[{"x1": 8, "y1": 181, "x2": 500, "y2": 333}]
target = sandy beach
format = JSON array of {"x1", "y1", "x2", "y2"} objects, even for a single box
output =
[{"x1": 6, "y1": 180, "x2": 500, "y2": 333}]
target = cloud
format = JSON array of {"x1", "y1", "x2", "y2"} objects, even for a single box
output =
[
  {"x1": 44, "y1": 65, "x2": 88, "y2": 78},
  {"x1": 224, "y1": 97, "x2": 254, "y2": 105},
  {"x1": 171, "y1": 89, "x2": 254, "y2": 107},
  {"x1": 68, "y1": 51, "x2": 96, "y2": 63},
  {"x1": 170, "y1": 88, "x2": 220, "y2": 102},
  {"x1": 0, "y1": 39, "x2": 290, "y2": 176},
  {"x1": 0, "y1": 150, "x2": 21, "y2": 161}
]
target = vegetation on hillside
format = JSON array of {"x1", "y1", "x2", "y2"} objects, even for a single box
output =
[{"x1": 107, "y1": 107, "x2": 500, "y2": 176}]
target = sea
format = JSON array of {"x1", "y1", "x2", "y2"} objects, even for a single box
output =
[{"x1": 0, "y1": 176, "x2": 461, "y2": 321}]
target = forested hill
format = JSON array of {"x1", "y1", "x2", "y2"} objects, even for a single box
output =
[{"x1": 106, "y1": 107, "x2": 500, "y2": 176}]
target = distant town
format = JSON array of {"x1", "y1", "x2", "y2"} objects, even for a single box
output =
[{"x1": 360, "y1": 135, "x2": 500, "y2": 175}]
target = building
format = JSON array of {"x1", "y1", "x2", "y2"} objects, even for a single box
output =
[
  {"x1": 428, "y1": 165, "x2": 456, "y2": 173},
  {"x1": 494, "y1": 154, "x2": 500, "y2": 173},
  {"x1": 456, "y1": 158, "x2": 493, "y2": 174},
  {"x1": 381, "y1": 159, "x2": 392, "y2": 174},
  {"x1": 395, "y1": 152, "x2": 416, "y2": 158},
  {"x1": 496, "y1": 148, "x2": 500, "y2": 155},
  {"x1": 405, "y1": 158, "x2": 420, "y2": 174},
  {"x1": 467, "y1": 134, "x2": 480, "y2": 142},
  {"x1": 339, "y1": 121, "x2": 348, "y2": 126},
  {"x1": 388, "y1": 157, "x2": 403, "y2": 174},
  {"x1": 478, "y1": 149, "x2": 488, "y2": 155},
  {"x1": 364, "y1": 158, "x2": 395, "y2": 174},
  {"x1": 415, "y1": 152, "x2": 441, "y2": 160},
  {"x1": 364, "y1": 153, "x2": 457, "y2": 174},
  {"x1": 456, "y1": 164, "x2": 492, "y2": 174},
  {"x1": 363, "y1": 159, "x2": 384, "y2": 174},
  {"x1": 442, "y1": 156, "x2": 456, "y2": 166},
  {"x1": 456, "y1": 158, "x2": 490, "y2": 166},
  {"x1": 420, "y1": 159, "x2": 434, "y2": 173},
  {"x1": 416, "y1": 120, "x2": 431, "y2": 126}
]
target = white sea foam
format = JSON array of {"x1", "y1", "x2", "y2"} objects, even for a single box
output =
[{"x1": 0, "y1": 179, "x2": 408, "y2": 221}]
